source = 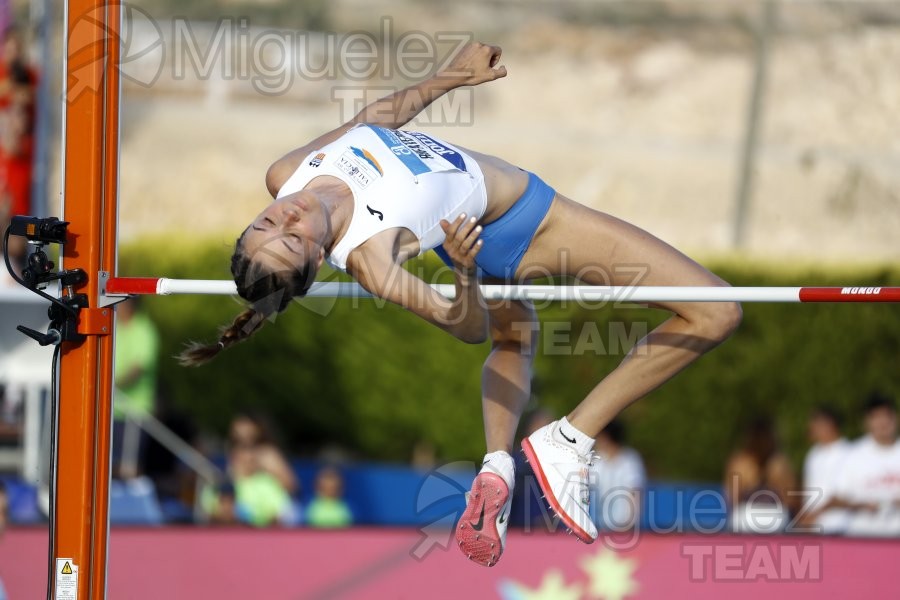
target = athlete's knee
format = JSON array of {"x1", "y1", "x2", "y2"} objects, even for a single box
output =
[
  {"x1": 490, "y1": 302, "x2": 539, "y2": 355},
  {"x1": 491, "y1": 320, "x2": 539, "y2": 354},
  {"x1": 694, "y1": 283, "x2": 742, "y2": 343},
  {"x1": 691, "y1": 275, "x2": 744, "y2": 344},
  {"x1": 711, "y1": 301, "x2": 742, "y2": 341}
]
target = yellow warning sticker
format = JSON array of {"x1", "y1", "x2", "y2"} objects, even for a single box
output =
[{"x1": 55, "y1": 558, "x2": 78, "y2": 600}]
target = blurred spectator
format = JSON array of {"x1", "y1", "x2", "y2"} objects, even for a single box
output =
[
  {"x1": 204, "y1": 413, "x2": 299, "y2": 527},
  {"x1": 306, "y1": 466, "x2": 352, "y2": 528},
  {"x1": 204, "y1": 481, "x2": 240, "y2": 525},
  {"x1": 510, "y1": 407, "x2": 555, "y2": 529},
  {"x1": 0, "y1": 385, "x2": 20, "y2": 445},
  {"x1": 411, "y1": 439, "x2": 437, "y2": 470},
  {"x1": 112, "y1": 298, "x2": 160, "y2": 479},
  {"x1": 724, "y1": 417, "x2": 798, "y2": 534},
  {"x1": 0, "y1": 25, "x2": 36, "y2": 284},
  {"x1": 144, "y1": 406, "x2": 200, "y2": 510},
  {"x1": 228, "y1": 413, "x2": 298, "y2": 494},
  {"x1": 590, "y1": 419, "x2": 645, "y2": 530},
  {"x1": 829, "y1": 393, "x2": 900, "y2": 537},
  {"x1": 800, "y1": 405, "x2": 851, "y2": 534}
]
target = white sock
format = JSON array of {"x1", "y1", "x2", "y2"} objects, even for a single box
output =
[
  {"x1": 480, "y1": 450, "x2": 515, "y2": 491},
  {"x1": 552, "y1": 417, "x2": 595, "y2": 456}
]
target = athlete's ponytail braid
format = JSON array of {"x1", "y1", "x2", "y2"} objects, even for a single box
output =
[
  {"x1": 178, "y1": 307, "x2": 267, "y2": 366},
  {"x1": 177, "y1": 228, "x2": 315, "y2": 366}
]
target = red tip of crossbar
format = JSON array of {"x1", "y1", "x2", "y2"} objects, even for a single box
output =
[
  {"x1": 106, "y1": 277, "x2": 159, "y2": 295},
  {"x1": 799, "y1": 287, "x2": 900, "y2": 302}
]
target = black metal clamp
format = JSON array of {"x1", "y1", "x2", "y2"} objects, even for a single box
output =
[{"x1": 4, "y1": 216, "x2": 88, "y2": 346}]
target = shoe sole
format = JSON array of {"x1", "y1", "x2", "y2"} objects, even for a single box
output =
[
  {"x1": 521, "y1": 438, "x2": 595, "y2": 544},
  {"x1": 455, "y1": 472, "x2": 508, "y2": 567}
]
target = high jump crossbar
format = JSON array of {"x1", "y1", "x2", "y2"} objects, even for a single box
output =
[{"x1": 105, "y1": 278, "x2": 900, "y2": 303}]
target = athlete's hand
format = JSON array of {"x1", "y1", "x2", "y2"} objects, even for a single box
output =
[
  {"x1": 437, "y1": 42, "x2": 507, "y2": 86},
  {"x1": 440, "y1": 213, "x2": 483, "y2": 277}
]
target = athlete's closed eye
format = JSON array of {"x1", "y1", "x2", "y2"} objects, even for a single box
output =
[
  {"x1": 252, "y1": 217, "x2": 276, "y2": 232},
  {"x1": 288, "y1": 233, "x2": 304, "y2": 253}
]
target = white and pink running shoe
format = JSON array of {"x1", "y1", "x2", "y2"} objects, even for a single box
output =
[
  {"x1": 455, "y1": 471, "x2": 512, "y2": 567},
  {"x1": 522, "y1": 421, "x2": 599, "y2": 543}
]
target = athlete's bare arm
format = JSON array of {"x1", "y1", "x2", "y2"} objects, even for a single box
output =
[
  {"x1": 265, "y1": 42, "x2": 507, "y2": 197},
  {"x1": 348, "y1": 213, "x2": 488, "y2": 343}
]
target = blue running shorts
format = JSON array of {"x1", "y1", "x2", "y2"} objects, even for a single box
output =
[{"x1": 433, "y1": 171, "x2": 555, "y2": 280}]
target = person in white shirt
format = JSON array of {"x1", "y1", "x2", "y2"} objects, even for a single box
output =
[
  {"x1": 590, "y1": 420, "x2": 646, "y2": 530},
  {"x1": 801, "y1": 406, "x2": 851, "y2": 534},
  {"x1": 828, "y1": 393, "x2": 900, "y2": 537}
]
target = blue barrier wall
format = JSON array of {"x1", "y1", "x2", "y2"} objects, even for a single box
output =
[{"x1": 2, "y1": 465, "x2": 725, "y2": 530}]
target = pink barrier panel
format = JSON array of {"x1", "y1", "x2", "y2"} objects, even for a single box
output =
[{"x1": 1, "y1": 528, "x2": 898, "y2": 599}]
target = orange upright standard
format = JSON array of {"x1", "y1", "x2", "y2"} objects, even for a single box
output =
[{"x1": 52, "y1": 1, "x2": 122, "y2": 597}]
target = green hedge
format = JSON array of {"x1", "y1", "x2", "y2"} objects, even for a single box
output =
[{"x1": 121, "y1": 236, "x2": 900, "y2": 480}]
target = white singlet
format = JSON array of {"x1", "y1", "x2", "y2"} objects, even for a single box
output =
[{"x1": 275, "y1": 124, "x2": 487, "y2": 272}]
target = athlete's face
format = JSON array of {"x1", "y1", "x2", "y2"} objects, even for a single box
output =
[{"x1": 242, "y1": 192, "x2": 327, "y2": 275}]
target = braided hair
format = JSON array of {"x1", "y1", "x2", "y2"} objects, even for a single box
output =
[{"x1": 178, "y1": 229, "x2": 315, "y2": 366}]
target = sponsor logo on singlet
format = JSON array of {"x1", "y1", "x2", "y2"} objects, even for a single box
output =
[
  {"x1": 350, "y1": 146, "x2": 383, "y2": 175},
  {"x1": 366, "y1": 205, "x2": 384, "y2": 221},
  {"x1": 403, "y1": 131, "x2": 467, "y2": 172},
  {"x1": 335, "y1": 146, "x2": 383, "y2": 189},
  {"x1": 308, "y1": 152, "x2": 325, "y2": 167},
  {"x1": 395, "y1": 131, "x2": 434, "y2": 161},
  {"x1": 367, "y1": 125, "x2": 467, "y2": 175}
]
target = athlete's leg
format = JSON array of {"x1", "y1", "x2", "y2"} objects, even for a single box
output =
[
  {"x1": 482, "y1": 298, "x2": 538, "y2": 453},
  {"x1": 456, "y1": 298, "x2": 536, "y2": 567},
  {"x1": 427, "y1": 256, "x2": 538, "y2": 452},
  {"x1": 518, "y1": 194, "x2": 740, "y2": 542},
  {"x1": 518, "y1": 194, "x2": 742, "y2": 437}
]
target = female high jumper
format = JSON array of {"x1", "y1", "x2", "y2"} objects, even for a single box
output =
[{"x1": 181, "y1": 42, "x2": 741, "y2": 567}]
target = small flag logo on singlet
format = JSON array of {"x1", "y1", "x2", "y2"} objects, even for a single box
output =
[{"x1": 309, "y1": 153, "x2": 325, "y2": 167}]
